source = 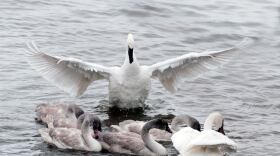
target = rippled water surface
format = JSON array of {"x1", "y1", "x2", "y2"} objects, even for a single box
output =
[{"x1": 0, "y1": 0, "x2": 280, "y2": 155}]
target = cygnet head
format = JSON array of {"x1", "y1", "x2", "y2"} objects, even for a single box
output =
[
  {"x1": 171, "y1": 115, "x2": 201, "y2": 132},
  {"x1": 126, "y1": 33, "x2": 135, "y2": 64},
  {"x1": 204, "y1": 112, "x2": 225, "y2": 135},
  {"x1": 142, "y1": 119, "x2": 172, "y2": 134},
  {"x1": 80, "y1": 113, "x2": 102, "y2": 139},
  {"x1": 67, "y1": 104, "x2": 84, "y2": 118}
]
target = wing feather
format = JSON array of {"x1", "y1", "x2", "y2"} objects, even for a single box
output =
[
  {"x1": 150, "y1": 38, "x2": 252, "y2": 93},
  {"x1": 25, "y1": 42, "x2": 111, "y2": 97}
]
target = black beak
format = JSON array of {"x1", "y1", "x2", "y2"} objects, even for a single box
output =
[
  {"x1": 218, "y1": 126, "x2": 225, "y2": 135},
  {"x1": 93, "y1": 129, "x2": 100, "y2": 139},
  {"x1": 75, "y1": 110, "x2": 84, "y2": 118},
  {"x1": 98, "y1": 125, "x2": 102, "y2": 132},
  {"x1": 166, "y1": 126, "x2": 173, "y2": 134},
  {"x1": 128, "y1": 47, "x2": 134, "y2": 64}
]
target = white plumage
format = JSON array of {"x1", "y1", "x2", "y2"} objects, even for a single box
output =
[
  {"x1": 171, "y1": 112, "x2": 237, "y2": 156},
  {"x1": 26, "y1": 34, "x2": 250, "y2": 108}
]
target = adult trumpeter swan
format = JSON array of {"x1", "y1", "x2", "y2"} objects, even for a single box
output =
[{"x1": 26, "y1": 34, "x2": 249, "y2": 108}]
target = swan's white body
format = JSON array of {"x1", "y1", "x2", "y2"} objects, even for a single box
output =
[
  {"x1": 172, "y1": 128, "x2": 236, "y2": 156},
  {"x1": 108, "y1": 65, "x2": 151, "y2": 107},
  {"x1": 26, "y1": 34, "x2": 249, "y2": 108},
  {"x1": 171, "y1": 112, "x2": 237, "y2": 156}
]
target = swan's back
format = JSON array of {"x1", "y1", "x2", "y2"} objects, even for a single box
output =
[
  {"x1": 53, "y1": 117, "x2": 77, "y2": 128},
  {"x1": 171, "y1": 127, "x2": 200, "y2": 152},
  {"x1": 39, "y1": 127, "x2": 87, "y2": 150},
  {"x1": 172, "y1": 128, "x2": 237, "y2": 156},
  {"x1": 35, "y1": 103, "x2": 67, "y2": 123},
  {"x1": 119, "y1": 120, "x2": 145, "y2": 133},
  {"x1": 112, "y1": 120, "x2": 171, "y2": 141},
  {"x1": 149, "y1": 128, "x2": 172, "y2": 141},
  {"x1": 187, "y1": 130, "x2": 237, "y2": 153},
  {"x1": 49, "y1": 128, "x2": 86, "y2": 150},
  {"x1": 101, "y1": 132, "x2": 155, "y2": 155}
]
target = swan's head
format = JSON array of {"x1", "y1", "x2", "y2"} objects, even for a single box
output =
[
  {"x1": 79, "y1": 113, "x2": 102, "y2": 139},
  {"x1": 204, "y1": 112, "x2": 225, "y2": 135},
  {"x1": 142, "y1": 119, "x2": 173, "y2": 134},
  {"x1": 171, "y1": 115, "x2": 201, "y2": 132},
  {"x1": 67, "y1": 104, "x2": 84, "y2": 119},
  {"x1": 127, "y1": 33, "x2": 134, "y2": 49}
]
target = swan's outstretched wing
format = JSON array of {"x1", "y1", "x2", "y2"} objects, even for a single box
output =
[
  {"x1": 149, "y1": 38, "x2": 251, "y2": 93},
  {"x1": 25, "y1": 42, "x2": 112, "y2": 97}
]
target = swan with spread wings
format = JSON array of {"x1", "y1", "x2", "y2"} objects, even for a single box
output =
[{"x1": 26, "y1": 34, "x2": 249, "y2": 108}]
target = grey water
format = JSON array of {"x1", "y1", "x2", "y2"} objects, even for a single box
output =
[{"x1": 0, "y1": 0, "x2": 280, "y2": 155}]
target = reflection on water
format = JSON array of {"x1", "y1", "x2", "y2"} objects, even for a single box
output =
[
  {"x1": 97, "y1": 102, "x2": 175, "y2": 127},
  {"x1": 105, "y1": 107, "x2": 148, "y2": 126}
]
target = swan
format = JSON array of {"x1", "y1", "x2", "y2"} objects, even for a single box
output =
[
  {"x1": 35, "y1": 102, "x2": 84, "y2": 125},
  {"x1": 99, "y1": 119, "x2": 172, "y2": 155},
  {"x1": 50, "y1": 113, "x2": 102, "y2": 139},
  {"x1": 26, "y1": 34, "x2": 250, "y2": 108},
  {"x1": 110, "y1": 114, "x2": 201, "y2": 141},
  {"x1": 38, "y1": 113, "x2": 102, "y2": 152},
  {"x1": 171, "y1": 112, "x2": 237, "y2": 156}
]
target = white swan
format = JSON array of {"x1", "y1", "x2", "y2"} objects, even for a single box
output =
[
  {"x1": 110, "y1": 114, "x2": 201, "y2": 141},
  {"x1": 171, "y1": 112, "x2": 237, "y2": 156},
  {"x1": 38, "y1": 114, "x2": 102, "y2": 152},
  {"x1": 99, "y1": 119, "x2": 172, "y2": 155},
  {"x1": 26, "y1": 34, "x2": 250, "y2": 108}
]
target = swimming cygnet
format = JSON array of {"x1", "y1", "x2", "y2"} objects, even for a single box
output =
[
  {"x1": 51, "y1": 105, "x2": 86, "y2": 129},
  {"x1": 38, "y1": 113, "x2": 102, "y2": 152},
  {"x1": 98, "y1": 119, "x2": 172, "y2": 155},
  {"x1": 110, "y1": 114, "x2": 201, "y2": 141},
  {"x1": 35, "y1": 102, "x2": 84, "y2": 126}
]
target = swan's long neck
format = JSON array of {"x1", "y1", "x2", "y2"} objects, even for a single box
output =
[
  {"x1": 76, "y1": 114, "x2": 86, "y2": 129},
  {"x1": 124, "y1": 47, "x2": 139, "y2": 67},
  {"x1": 66, "y1": 111, "x2": 77, "y2": 121},
  {"x1": 81, "y1": 121, "x2": 102, "y2": 152},
  {"x1": 141, "y1": 127, "x2": 167, "y2": 155},
  {"x1": 122, "y1": 46, "x2": 140, "y2": 77},
  {"x1": 204, "y1": 120, "x2": 213, "y2": 130},
  {"x1": 204, "y1": 112, "x2": 223, "y2": 131}
]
